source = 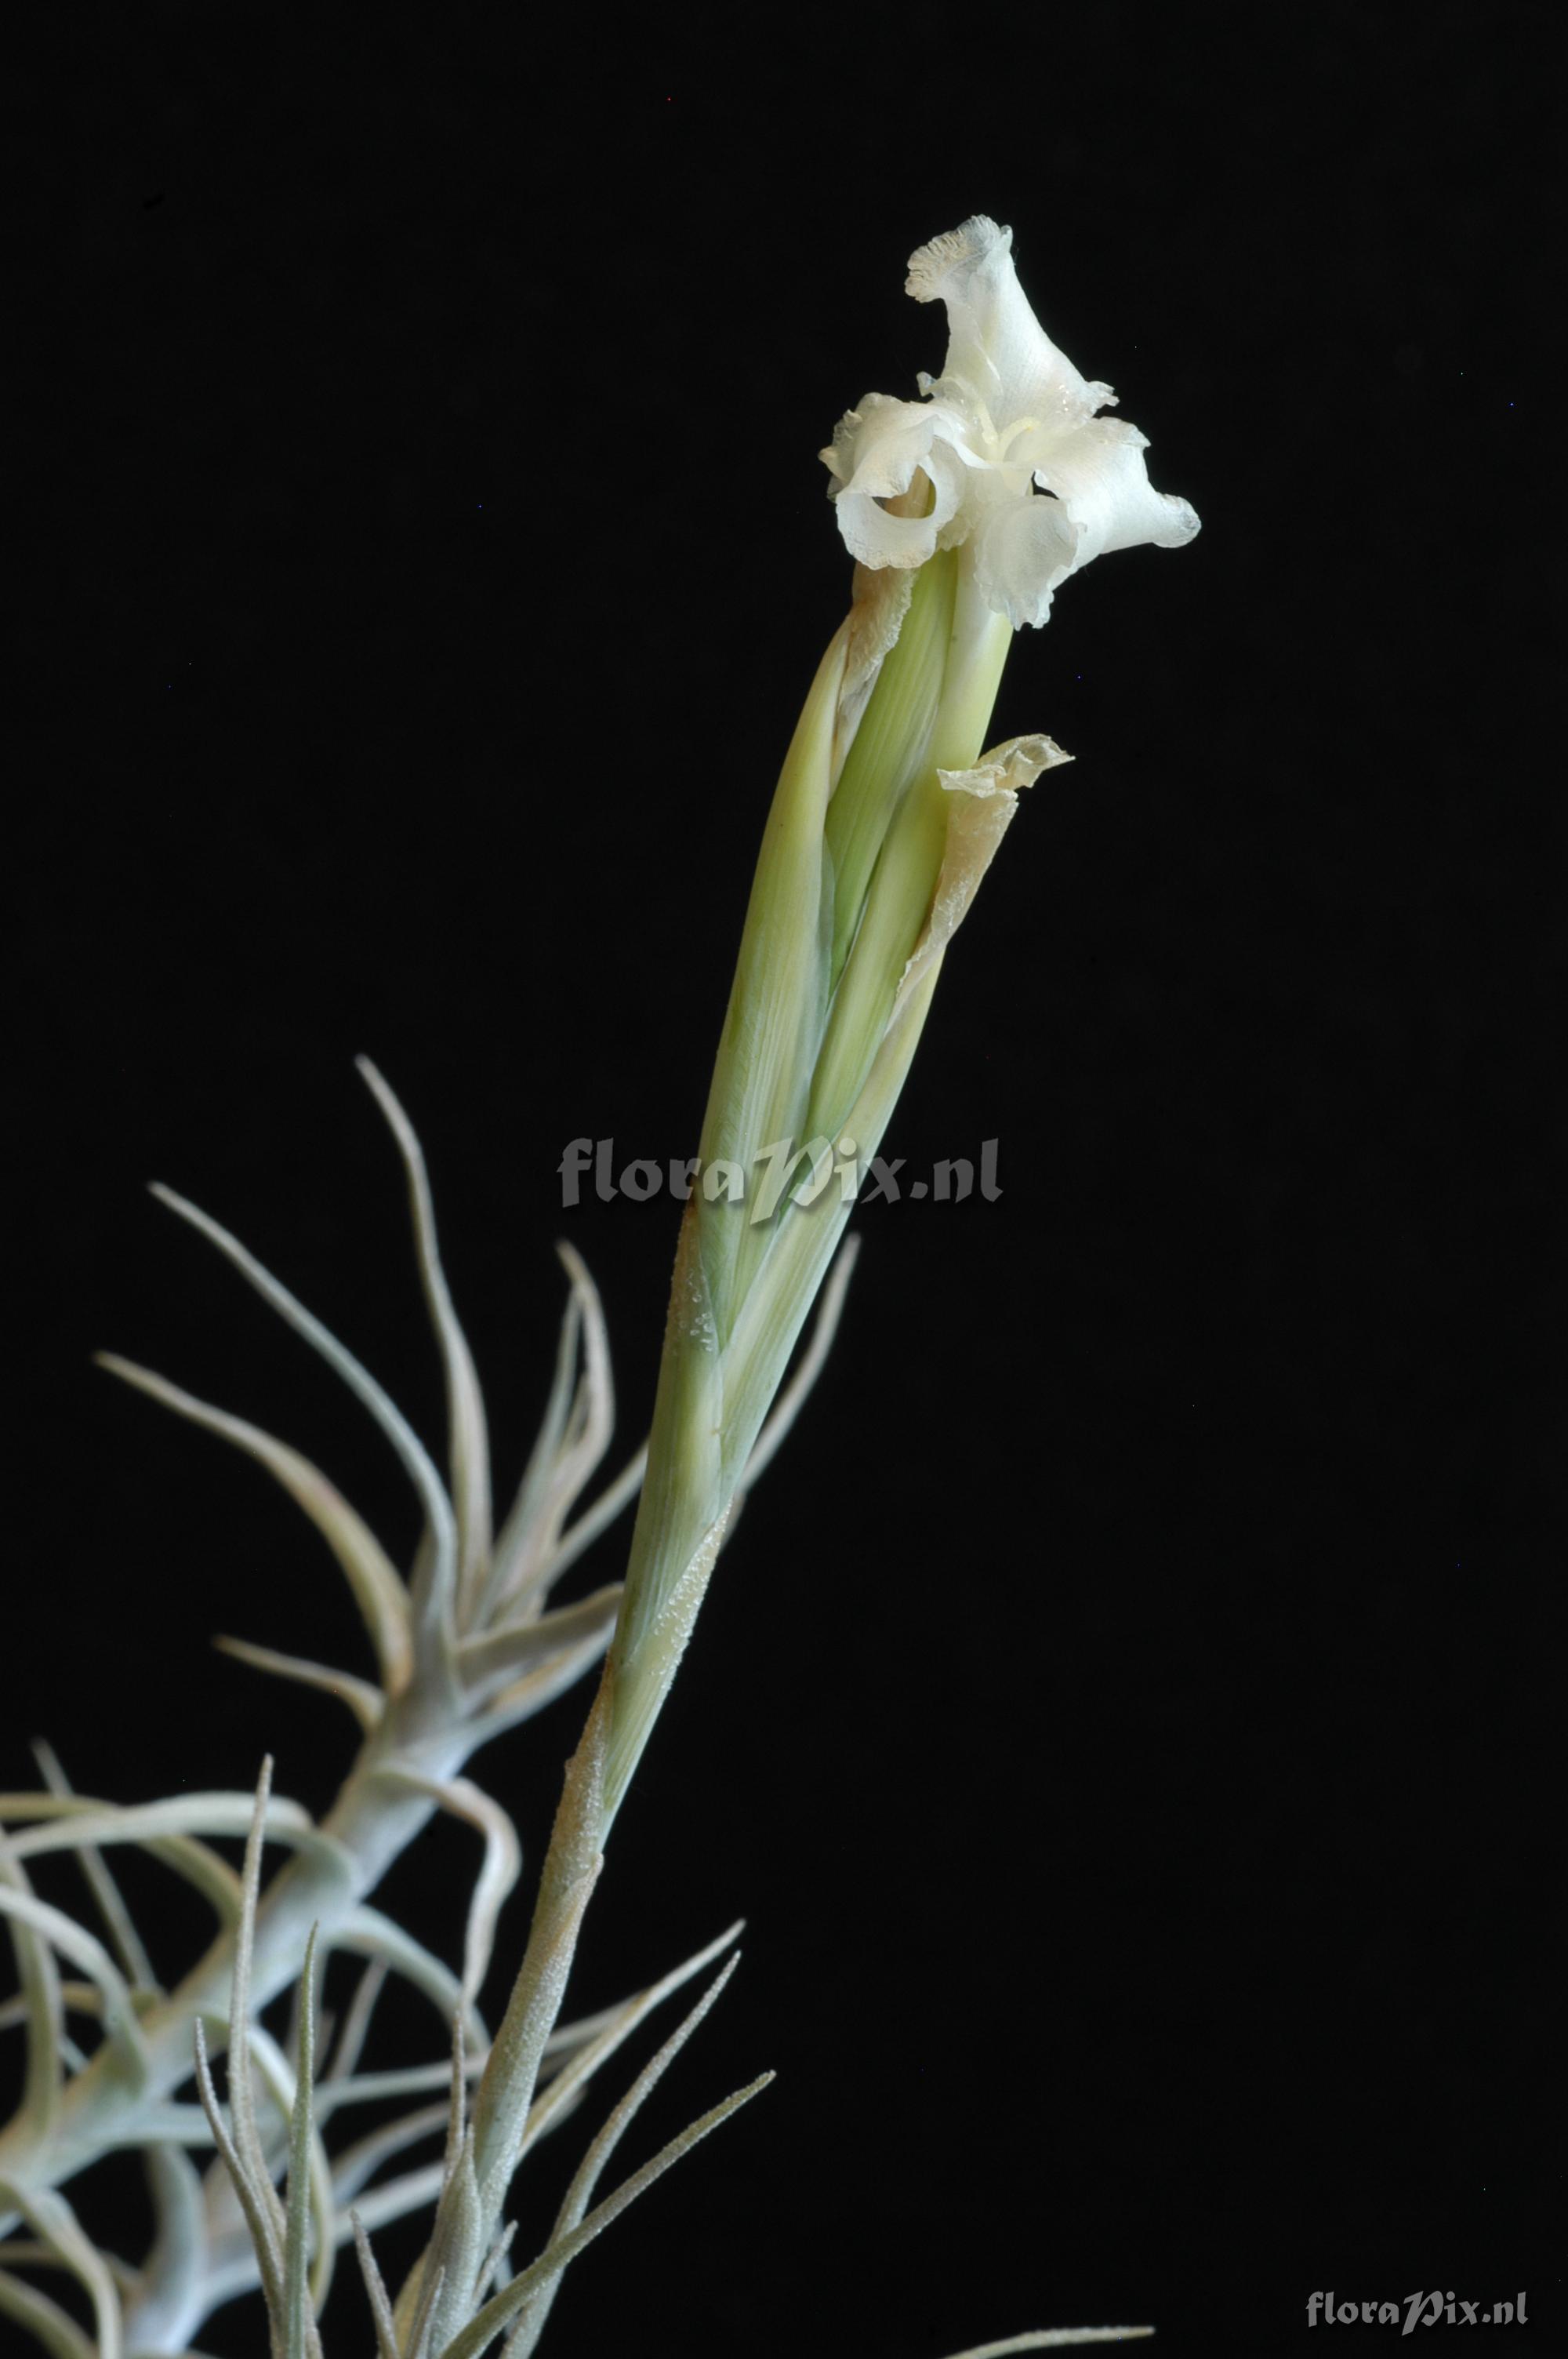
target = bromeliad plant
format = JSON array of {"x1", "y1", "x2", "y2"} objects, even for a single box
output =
[{"x1": 0, "y1": 215, "x2": 1196, "y2": 2357}]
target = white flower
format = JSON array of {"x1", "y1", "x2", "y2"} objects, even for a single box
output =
[{"x1": 821, "y1": 215, "x2": 1200, "y2": 630}]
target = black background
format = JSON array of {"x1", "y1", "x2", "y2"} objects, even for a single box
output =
[{"x1": 9, "y1": 7, "x2": 1563, "y2": 2356}]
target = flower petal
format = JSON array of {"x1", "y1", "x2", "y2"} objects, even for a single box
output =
[
  {"x1": 969, "y1": 489, "x2": 1083, "y2": 631},
  {"x1": 907, "y1": 215, "x2": 1114, "y2": 430},
  {"x1": 820, "y1": 394, "x2": 956, "y2": 569},
  {"x1": 823, "y1": 216, "x2": 1200, "y2": 628},
  {"x1": 1033, "y1": 415, "x2": 1201, "y2": 568}
]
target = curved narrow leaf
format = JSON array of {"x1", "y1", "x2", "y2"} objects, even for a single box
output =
[
  {"x1": 455, "y1": 1585, "x2": 621, "y2": 1709},
  {"x1": 247, "y1": 2018, "x2": 339, "y2": 2315},
  {"x1": 935, "y1": 2336, "x2": 1155, "y2": 2356},
  {"x1": 0, "y1": 1833, "x2": 64, "y2": 2143},
  {"x1": 281, "y1": 1926, "x2": 319, "y2": 2359},
  {"x1": 338, "y1": 2158, "x2": 447, "y2": 2241},
  {"x1": 0, "y1": 2184, "x2": 123, "y2": 2359},
  {"x1": 321, "y1": 1957, "x2": 387, "y2": 2091},
  {"x1": 470, "y1": 1629, "x2": 619, "y2": 1750},
  {"x1": 374, "y1": 1772, "x2": 520, "y2": 2004},
  {"x1": 394, "y1": 2015, "x2": 473, "y2": 2351},
  {"x1": 223, "y1": 1765, "x2": 282, "y2": 2275},
  {"x1": 488, "y1": 1248, "x2": 615, "y2": 1619},
  {"x1": 521, "y1": 1919, "x2": 742, "y2": 2160},
  {"x1": 352, "y1": 2212, "x2": 401, "y2": 2359},
  {"x1": 213, "y1": 1635, "x2": 384, "y2": 1732},
  {"x1": 358, "y1": 1058, "x2": 493, "y2": 1630},
  {"x1": 532, "y1": 1245, "x2": 615, "y2": 1561},
  {"x1": 192, "y1": 2017, "x2": 282, "y2": 2318},
  {"x1": 190, "y1": 1770, "x2": 331, "y2": 2357},
  {"x1": 317, "y1": 2053, "x2": 482, "y2": 2123},
  {"x1": 410, "y1": 2125, "x2": 482, "y2": 2359},
  {"x1": 0, "y1": 1794, "x2": 243, "y2": 1928},
  {"x1": 5, "y1": 1790, "x2": 354, "y2": 1930},
  {"x1": 335, "y1": 1910, "x2": 488, "y2": 2046},
  {"x1": 148, "y1": 1183, "x2": 458, "y2": 1635},
  {"x1": 31, "y1": 1743, "x2": 154, "y2": 1996},
  {"x1": 0, "y1": 2263, "x2": 97, "y2": 2359},
  {"x1": 437, "y1": 2070, "x2": 774, "y2": 2359},
  {"x1": 332, "y1": 2097, "x2": 450, "y2": 2205},
  {"x1": 97, "y1": 1352, "x2": 412, "y2": 1697},
  {"x1": 0, "y1": 1979, "x2": 95, "y2": 2034},
  {"x1": 487, "y1": 1284, "x2": 583, "y2": 1617},
  {"x1": 122, "y1": 2143, "x2": 206, "y2": 2354},
  {"x1": 0, "y1": 1888, "x2": 147, "y2": 2090},
  {"x1": 504, "y1": 1951, "x2": 742, "y2": 2357},
  {"x1": 535, "y1": 1444, "x2": 645, "y2": 1592}
]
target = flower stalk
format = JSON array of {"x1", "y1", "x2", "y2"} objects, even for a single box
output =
[
  {"x1": 597, "y1": 203, "x2": 1199, "y2": 1828},
  {"x1": 439, "y1": 200, "x2": 1200, "y2": 2317},
  {"x1": 4, "y1": 211, "x2": 1195, "y2": 2356}
]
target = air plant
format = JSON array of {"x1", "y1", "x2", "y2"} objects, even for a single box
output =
[{"x1": 1, "y1": 215, "x2": 1195, "y2": 2356}]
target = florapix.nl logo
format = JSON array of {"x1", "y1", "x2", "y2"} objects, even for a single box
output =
[
  {"x1": 1306, "y1": 2290, "x2": 1529, "y2": 2333},
  {"x1": 558, "y1": 1135, "x2": 1002, "y2": 1216}
]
